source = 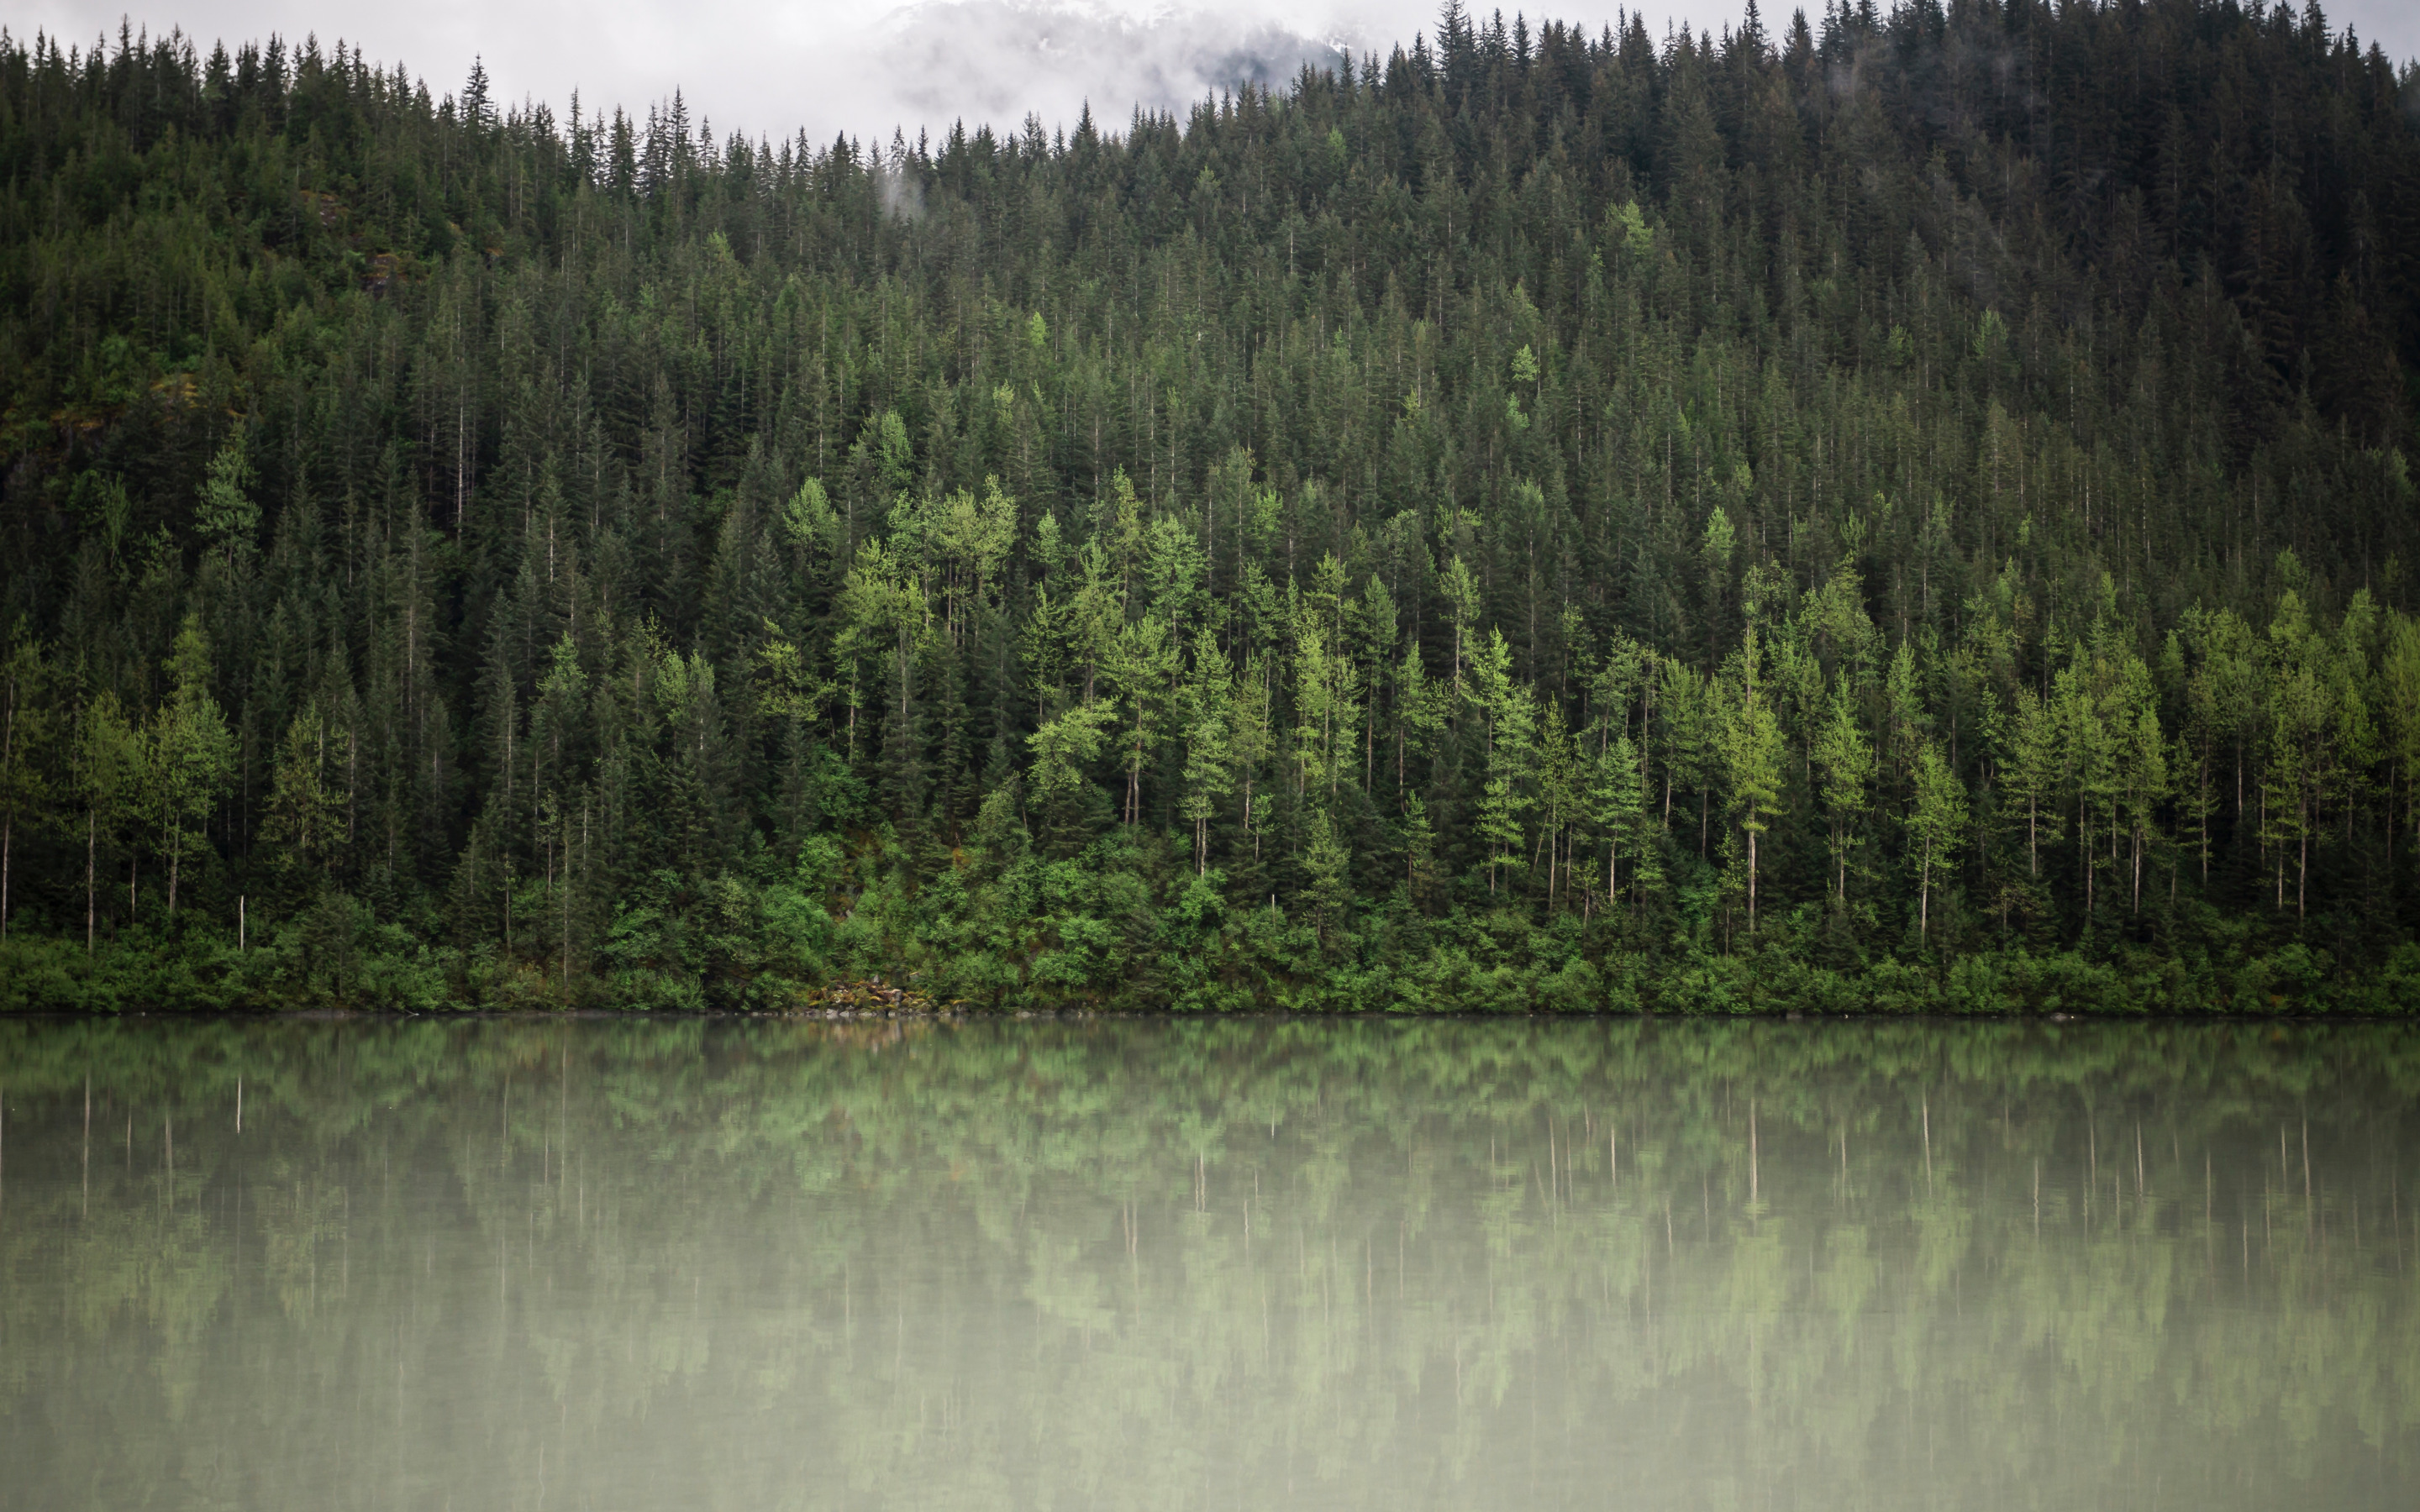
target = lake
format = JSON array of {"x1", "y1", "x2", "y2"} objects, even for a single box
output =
[{"x1": 1, "y1": 1016, "x2": 2414, "y2": 1509}]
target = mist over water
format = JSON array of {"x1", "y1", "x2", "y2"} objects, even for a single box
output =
[{"x1": 3, "y1": 1017, "x2": 2414, "y2": 1509}]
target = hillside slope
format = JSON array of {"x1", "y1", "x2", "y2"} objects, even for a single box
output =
[{"x1": 3, "y1": 3, "x2": 2418, "y2": 1010}]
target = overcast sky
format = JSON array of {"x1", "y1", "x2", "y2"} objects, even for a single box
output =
[{"x1": 13, "y1": 1, "x2": 2418, "y2": 146}]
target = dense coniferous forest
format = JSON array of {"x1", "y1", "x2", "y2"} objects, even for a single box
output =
[{"x1": 3, "y1": 2, "x2": 2418, "y2": 1011}]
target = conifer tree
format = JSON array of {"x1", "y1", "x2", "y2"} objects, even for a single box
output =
[
  {"x1": 1907, "y1": 740, "x2": 1966, "y2": 942},
  {"x1": 74, "y1": 693, "x2": 141, "y2": 951},
  {"x1": 148, "y1": 615, "x2": 236, "y2": 917},
  {"x1": 1720, "y1": 627, "x2": 1786, "y2": 932},
  {"x1": 0, "y1": 626, "x2": 56, "y2": 938},
  {"x1": 1812, "y1": 676, "x2": 1875, "y2": 908}
]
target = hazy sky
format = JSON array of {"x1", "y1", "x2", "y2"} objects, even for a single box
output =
[{"x1": 13, "y1": 1, "x2": 2419, "y2": 145}]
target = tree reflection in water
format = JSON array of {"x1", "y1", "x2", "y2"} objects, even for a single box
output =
[{"x1": 1, "y1": 1016, "x2": 2413, "y2": 1509}]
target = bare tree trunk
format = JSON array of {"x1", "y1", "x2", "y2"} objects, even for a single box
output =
[{"x1": 2297, "y1": 804, "x2": 2308, "y2": 919}]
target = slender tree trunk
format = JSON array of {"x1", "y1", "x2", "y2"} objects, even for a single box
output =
[
  {"x1": 2201, "y1": 758, "x2": 2211, "y2": 883},
  {"x1": 86, "y1": 810, "x2": 96, "y2": 952},
  {"x1": 1748, "y1": 829, "x2": 1758, "y2": 932},
  {"x1": 2297, "y1": 800, "x2": 2308, "y2": 919},
  {"x1": 2082, "y1": 794, "x2": 2092, "y2": 916}
]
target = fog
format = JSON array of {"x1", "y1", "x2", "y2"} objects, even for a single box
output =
[{"x1": 11, "y1": 1, "x2": 2417, "y2": 147}]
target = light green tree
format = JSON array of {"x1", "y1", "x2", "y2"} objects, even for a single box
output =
[
  {"x1": 1393, "y1": 646, "x2": 1447, "y2": 795},
  {"x1": 1229, "y1": 655, "x2": 1277, "y2": 863},
  {"x1": 1469, "y1": 630, "x2": 1535, "y2": 892},
  {"x1": 1105, "y1": 612, "x2": 1178, "y2": 826},
  {"x1": 1026, "y1": 698, "x2": 1118, "y2": 843},
  {"x1": 2382, "y1": 616, "x2": 2420, "y2": 859},
  {"x1": 928, "y1": 475, "x2": 1019, "y2": 643},
  {"x1": 1290, "y1": 612, "x2": 1361, "y2": 803},
  {"x1": 262, "y1": 701, "x2": 346, "y2": 879},
  {"x1": 1592, "y1": 732, "x2": 1657, "y2": 916},
  {"x1": 2258, "y1": 589, "x2": 2364, "y2": 917},
  {"x1": 1400, "y1": 790, "x2": 1442, "y2": 907},
  {"x1": 1907, "y1": 739, "x2": 1968, "y2": 941},
  {"x1": 1811, "y1": 675, "x2": 1875, "y2": 906},
  {"x1": 1298, "y1": 807, "x2": 1353, "y2": 953},
  {"x1": 1535, "y1": 702, "x2": 1585, "y2": 905},
  {"x1": 75, "y1": 690, "x2": 143, "y2": 950},
  {"x1": 1439, "y1": 554, "x2": 1481, "y2": 698},
  {"x1": 195, "y1": 433, "x2": 260, "y2": 564},
  {"x1": 2112, "y1": 662, "x2": 2169, "y2": 912},
  {"x1": 1179, "y1": 637, "x2": 1235, "y2": 874},
  {"x1": 2183, "y1": 604, "x2": 2267, "y2": 836},
  {"x1": 1699, "y1": 507, "x2": 1736, "y2": 661},
  {"x1": 148, "y1": 615, "x2": 236, "y2": 916},
  {"x1": 2054, "y1": 654, "x2": 2116, "y2": 916},
  {"x1": 2000, "y1": 684, "x2": 2063, "y2": 882},
  {"x1": 835, "y1": 538, "x2": 932, "y2": 732},
  {"x1": 1656, "y1": 657, "x2": 1713, "y2": 853},
  {"x1": 1357, "y1": 574, "x2": 1397, "y2": 793},
  {"x1": 777, "y1": 476, "x2": 844, "y2": 586},
  {"x1": 1884, "y1": 638, "x2": 1926, "y2": 781},
  {"x1": 1718, "y1": 627, "x2": 1787, "y2": 932}
]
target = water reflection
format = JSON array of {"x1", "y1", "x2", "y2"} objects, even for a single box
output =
[{"x1": 2, "y1": 1017, "x2": 2415, "y2": 1509}]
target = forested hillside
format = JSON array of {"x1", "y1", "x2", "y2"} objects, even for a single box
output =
[{"x1": 3, "y1": 2, "x2": 2418, "y2": 1011}]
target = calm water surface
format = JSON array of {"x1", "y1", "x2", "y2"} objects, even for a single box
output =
[{"x1": 2, "y1": 1016, "x2": 2416, "y2": 1509}]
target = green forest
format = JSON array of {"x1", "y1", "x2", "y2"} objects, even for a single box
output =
[{"x1": 3, "y1": 2, "x2": 2419, "y2": 1011}]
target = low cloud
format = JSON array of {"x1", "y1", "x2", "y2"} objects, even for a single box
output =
[
  {"x1": 18, "y1": 0, "x2": 2416, "y2": 150},
  {"x1": 870, "y1": 1, "x2": 1348, "y2": 139}
]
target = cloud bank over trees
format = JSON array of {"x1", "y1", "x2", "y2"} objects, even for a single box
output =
[{"x1": 11, "y1": 1, "x2": 1728, "y2": 139}]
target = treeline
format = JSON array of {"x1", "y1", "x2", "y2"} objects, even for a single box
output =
[{"x1": 2, "y1": 3, "x2": 2418, "y2": 1011}]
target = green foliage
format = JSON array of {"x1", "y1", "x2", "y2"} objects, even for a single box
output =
[
  {"x1": 192, "y1": 436, "x2": 259, "y2": 553},
  {"x1": 0, "y1": 622, "x2": 59, "y2": 937},
  {"x1": 2, "y1": 9, "x2": 2418, "y2": 1009}
]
